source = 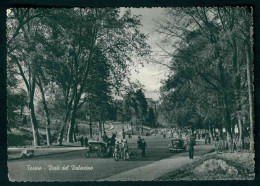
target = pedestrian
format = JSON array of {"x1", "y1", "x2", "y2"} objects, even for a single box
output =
[
  {"x1": 188, "y1": 136, "x2": 195, "y2": 159},
  {"x1": 80, "y1": 135, "x2": 84, "y2": 147},
  {"x1": 102, "y1": 132, "x2": 109, "y2": 143},
  {"x1": 141, "y1": 139, "x2": 147, "y2": 157},
  {"x1": 163, "y1": 133, "x2": 166, "y2": 139},
  {"x1": 215, "y1": 135, "x2": 220, "y2": 153},
  {"x1": 137, "y1": 136, "x2": 142, "y2": 149},
  {"x1": 205, "y1": 133, "x2": 208, "y2": 144},
  {"x1": 128, "y1": 133, "x2": 131, "y2": 139},
  {"x1": 84, "y1": 136, "x2": 89, "y2": 147},
  {"x1": 110, "y1": 134, "x2": 116, "y2": 147}
]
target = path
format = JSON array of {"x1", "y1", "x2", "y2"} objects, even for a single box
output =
[{"x1": 100, "y1": 143, "x2": 214, "y2": 181}]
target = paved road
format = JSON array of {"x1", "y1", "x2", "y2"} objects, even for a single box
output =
[{"x1": 8, "y1": 133, "x2": 213, "y2": 181}]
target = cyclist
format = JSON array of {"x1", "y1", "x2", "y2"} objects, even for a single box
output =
[
  {"x1": 114, "y1": 141, "x2": 120, "y2": 157},
  {"x1": 122, "y1": 138, "x2": 129, "y2": 160}
]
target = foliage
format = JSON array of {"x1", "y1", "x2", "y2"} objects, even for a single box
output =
[{"x1": 156, "y1": 7, "x2": 253, "y2": 145}]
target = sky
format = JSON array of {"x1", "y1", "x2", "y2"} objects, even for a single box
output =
[{"x1": 122, "y1": 8, "x2": 170, "y2": 101}]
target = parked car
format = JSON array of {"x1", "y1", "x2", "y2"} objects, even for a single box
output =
[
  {"x1": 20, "y1": 149, "x2": 34, "y2": 158},
  {"x1": 85, "y1": 140, "x2": 108, "y2": 158},
  {"x1": 169, "y1": 139, "x2": 187, "y2": 152}
]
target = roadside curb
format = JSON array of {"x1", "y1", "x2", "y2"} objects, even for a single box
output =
[{"x1": 8, "y1": 148, "x2": 85, "y2": 161}]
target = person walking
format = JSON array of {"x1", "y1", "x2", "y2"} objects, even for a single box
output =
[
  {"x1": 137, "y1": 136, "x2": 142, "y2": 149},
  {"x1": 205, "y1": 133, "x2": 208, "y2": 144},
  {"x1": 80, "y1": 135, "x2": 84, "y2": 147},
  {"x1": 188, "y1": 136, "x2": 195, "y2": 159},
  {"x1": 84, "y1": 136, "x2": 89, "y2": 147},
  {"x1": 102, "y1": 132, "x2": 109, "y2": 143},
  {"x1": 141, "y1": 139, "x2": 147, "y2": 157},
  {"x1": 215, "y1": 135, "x2": 220, "y2": 153},
  {"x1": 208, "y1": 135, "x2": 211, "y2": 144}
]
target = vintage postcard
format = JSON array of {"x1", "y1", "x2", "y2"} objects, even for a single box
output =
[{"x1": 6, "y1": 7, "x2": 255, "y2": 181}]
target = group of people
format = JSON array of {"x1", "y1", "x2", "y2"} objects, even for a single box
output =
[
  {"x1": 115, "y1": 138, "x2": 129, "y2": 160},
  {"x1": 137, "y1": 136, "x2": 147, "y2": 157},
  {"x1": 79, "y1": 135, "x2": 89, "y2": 147},
  {"x1": 102, "y1": 132, "x2": 117, "y2": 155},
  {"x1": 80, "y1": 129, "x2": 149, "y2": 159}
]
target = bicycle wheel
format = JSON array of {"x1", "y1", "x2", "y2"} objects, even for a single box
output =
[
  {"x1": 129, "y1": 151, "x2": 137, "y2": 160},
  {"x1": 114, "y1": 153, "x2": 119, "y2": 161}
]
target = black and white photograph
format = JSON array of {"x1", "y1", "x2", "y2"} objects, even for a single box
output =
[{"x1": 6, "y1": 7, "x2": 255, "y2": 181}]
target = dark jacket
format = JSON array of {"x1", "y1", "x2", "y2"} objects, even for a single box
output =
[{"x1": 141, "y1": 141, "x2": 147, "y2": 150}]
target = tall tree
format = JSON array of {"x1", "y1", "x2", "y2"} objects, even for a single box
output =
[
  {"x1": 156, "y1": 7, "x2": 253, "y2": 150},
  {"x1": 7, "y1": 9, "x2": 48, "y2": 146}
]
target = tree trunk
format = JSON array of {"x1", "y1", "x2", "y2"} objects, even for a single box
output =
[
  {"x1": 37, "y1": 78, "x2": 51, "y2": 146},
  {"x1": 29, "y1": 101, "x2": 40, "y2": 146},
  {"x1": 67, "y1": 109, "x2": 76, "y2": 143},
  {"x1": 73, "y1": 125, "x2": 77, "y2": 142},
  {"x1": 57, "y1": 125, "x2": 65, "y2": 146},
  {"x1": 46, "y1": 119, "x2": 51, "y2": 146},
  {"x1": 89, "y1": 114, "x2": 93, "y2": 138},
  {"x1": 218, "y1": 55, "x2": 232, "y2": 141},
  {"x1": 131, "y1": 121, "x2": 134, "y2": 135},
  {"x1": 99, "y1": 119, "x2": 102, "y2": 139},
  {"x1": 246, "y1": 44, "x2": 254, "y2": 151},
  {"x1": 219, "y1": 123, "x2": 223, "y2": 140},
  {"x1": 223, "y1": 94, "x2": 233, "y2": 140},
  {"x1": 29, "y1": 74, "x2": 40, "y2": 146},
  {"x1": 237, "y1": 115, "x2": 244, "y2": 149},
  {"x1": 57, "y1": 111, "x2": 70, "y2": 145},
  {"x1": 102, "y1": 122, "x2": 105, "y2": 134}
]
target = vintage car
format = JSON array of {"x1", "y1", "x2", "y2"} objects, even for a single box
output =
[
  {"x1": 20, "y1": 149, "x2": 34, "y2": 158},
  {"x1": 169, "y1": 139, "x2": 187, "y2": 152},
  {"x1": 85, "y1": 140, "x2": 107, "y2": 158},
  {"x1": 85, "y1": 140, "x2": 115, "y2": 158}
]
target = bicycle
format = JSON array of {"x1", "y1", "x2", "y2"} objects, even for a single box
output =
[{"x1": 113, "y1": 148, "x2": 137, "y2": 161}]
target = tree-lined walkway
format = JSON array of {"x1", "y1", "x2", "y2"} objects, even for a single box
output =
[
  {"x1": 101, "y1": 144, "x2": 213, "y2": 181},
  {"x1": 8, "y1": 137, "x2": 214, "y2": 181}
]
